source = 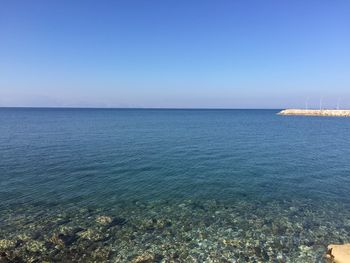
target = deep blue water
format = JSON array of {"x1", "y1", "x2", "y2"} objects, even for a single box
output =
[
  {"x1": 1, "y1": 108, "x2": 350, "y2": 206},
  {"x1": 0, "y1": 108, "x2": 350, "y2": 262}
]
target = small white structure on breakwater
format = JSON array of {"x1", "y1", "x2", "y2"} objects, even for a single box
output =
[{"x1": 278, "y1": 109, "x2": 350, "y2": 117}]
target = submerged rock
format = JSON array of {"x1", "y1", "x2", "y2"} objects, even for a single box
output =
[
  {"x1": 77, "y1": 228, "x2": 103, "y2": 241},
  {"x1": 0, "y1": 239, "x2": 15, "y2": 250},
  {"x1": 24, "y1": 240, "x2": 46, "y2": 253},
  {"x1": 96, "y1": 215, "x2": 112, "y2": 225},
  {"x1": 90, "y1": 246, "x2": 111, "y2": 261},
  {"x1": 50, "y1": 233, "x2": 76, "y2": 247},
  {"x1": 222, "y1": 239, "x2": 240, "y2": 246},
  {"x1": 131, "y1": 252, "x2": 156, "y2": 263}
]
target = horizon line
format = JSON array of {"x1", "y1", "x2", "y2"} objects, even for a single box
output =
[{"x1": 0, "y1": 106, "x2": 285, "y2": 110}]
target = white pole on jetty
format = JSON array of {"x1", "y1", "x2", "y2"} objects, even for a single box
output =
[
  {"x1": 337, "y1": 98, "x2": 340, "y2": 110},
  {"x1": 305, "y1": 99, "x2": 309, "y2": 110},
  {"x1": 319, "y1": 98, "x2": 323, "y2": 110}
]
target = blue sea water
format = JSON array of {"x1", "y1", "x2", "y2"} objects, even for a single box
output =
[{"x1": 0, "y1": 108, "x2": 350, "y2": 262}]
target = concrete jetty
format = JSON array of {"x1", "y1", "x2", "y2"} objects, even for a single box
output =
[
  {"x1": 277, "y1": 109, "x2": 350, "y2": 117},
  {"x1": 278, "y1": 109, "x2": 350, "y2": 117}
]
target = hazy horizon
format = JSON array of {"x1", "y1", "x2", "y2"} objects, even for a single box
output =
[
  {"x1": 1, "y1": 107, "x2": 350, "y2": 111},
  {"x1": 1, "y1": 1, "x2": 350, "y2": 108}
]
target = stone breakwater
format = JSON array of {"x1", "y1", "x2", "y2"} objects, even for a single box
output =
[{"x1": 278, "y1": 109, "x2": 350, "y2": 117}]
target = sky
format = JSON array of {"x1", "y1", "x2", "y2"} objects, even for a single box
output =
[{"x1": 0, "y1": 0, "x2": 350, "y2": 109}]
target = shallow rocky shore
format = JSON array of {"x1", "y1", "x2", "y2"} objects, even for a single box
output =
[{"x1": 0, "y1": 198, "x2": 349, "y2": 262}]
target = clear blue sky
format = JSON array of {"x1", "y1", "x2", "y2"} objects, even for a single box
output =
[{"x1": 1, "y1": 0, "x2": 349, "y2": 108}]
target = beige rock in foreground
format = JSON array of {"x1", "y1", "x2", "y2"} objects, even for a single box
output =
[{"x1": 326, "y1": 244, "x2": 350, "y2": 263}]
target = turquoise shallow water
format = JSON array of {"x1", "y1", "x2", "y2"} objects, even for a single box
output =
[{"x1": 0, "y1": 108, "x2": 350, "y2": 262}]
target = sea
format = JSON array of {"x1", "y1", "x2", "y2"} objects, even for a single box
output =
[{"x1": 0, "y1": 108, "x2": 349, "y2": 262}]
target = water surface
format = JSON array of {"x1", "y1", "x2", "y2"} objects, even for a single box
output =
[{"x1": 0, "y1": 108, "x2": 349, "y2": 262}]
